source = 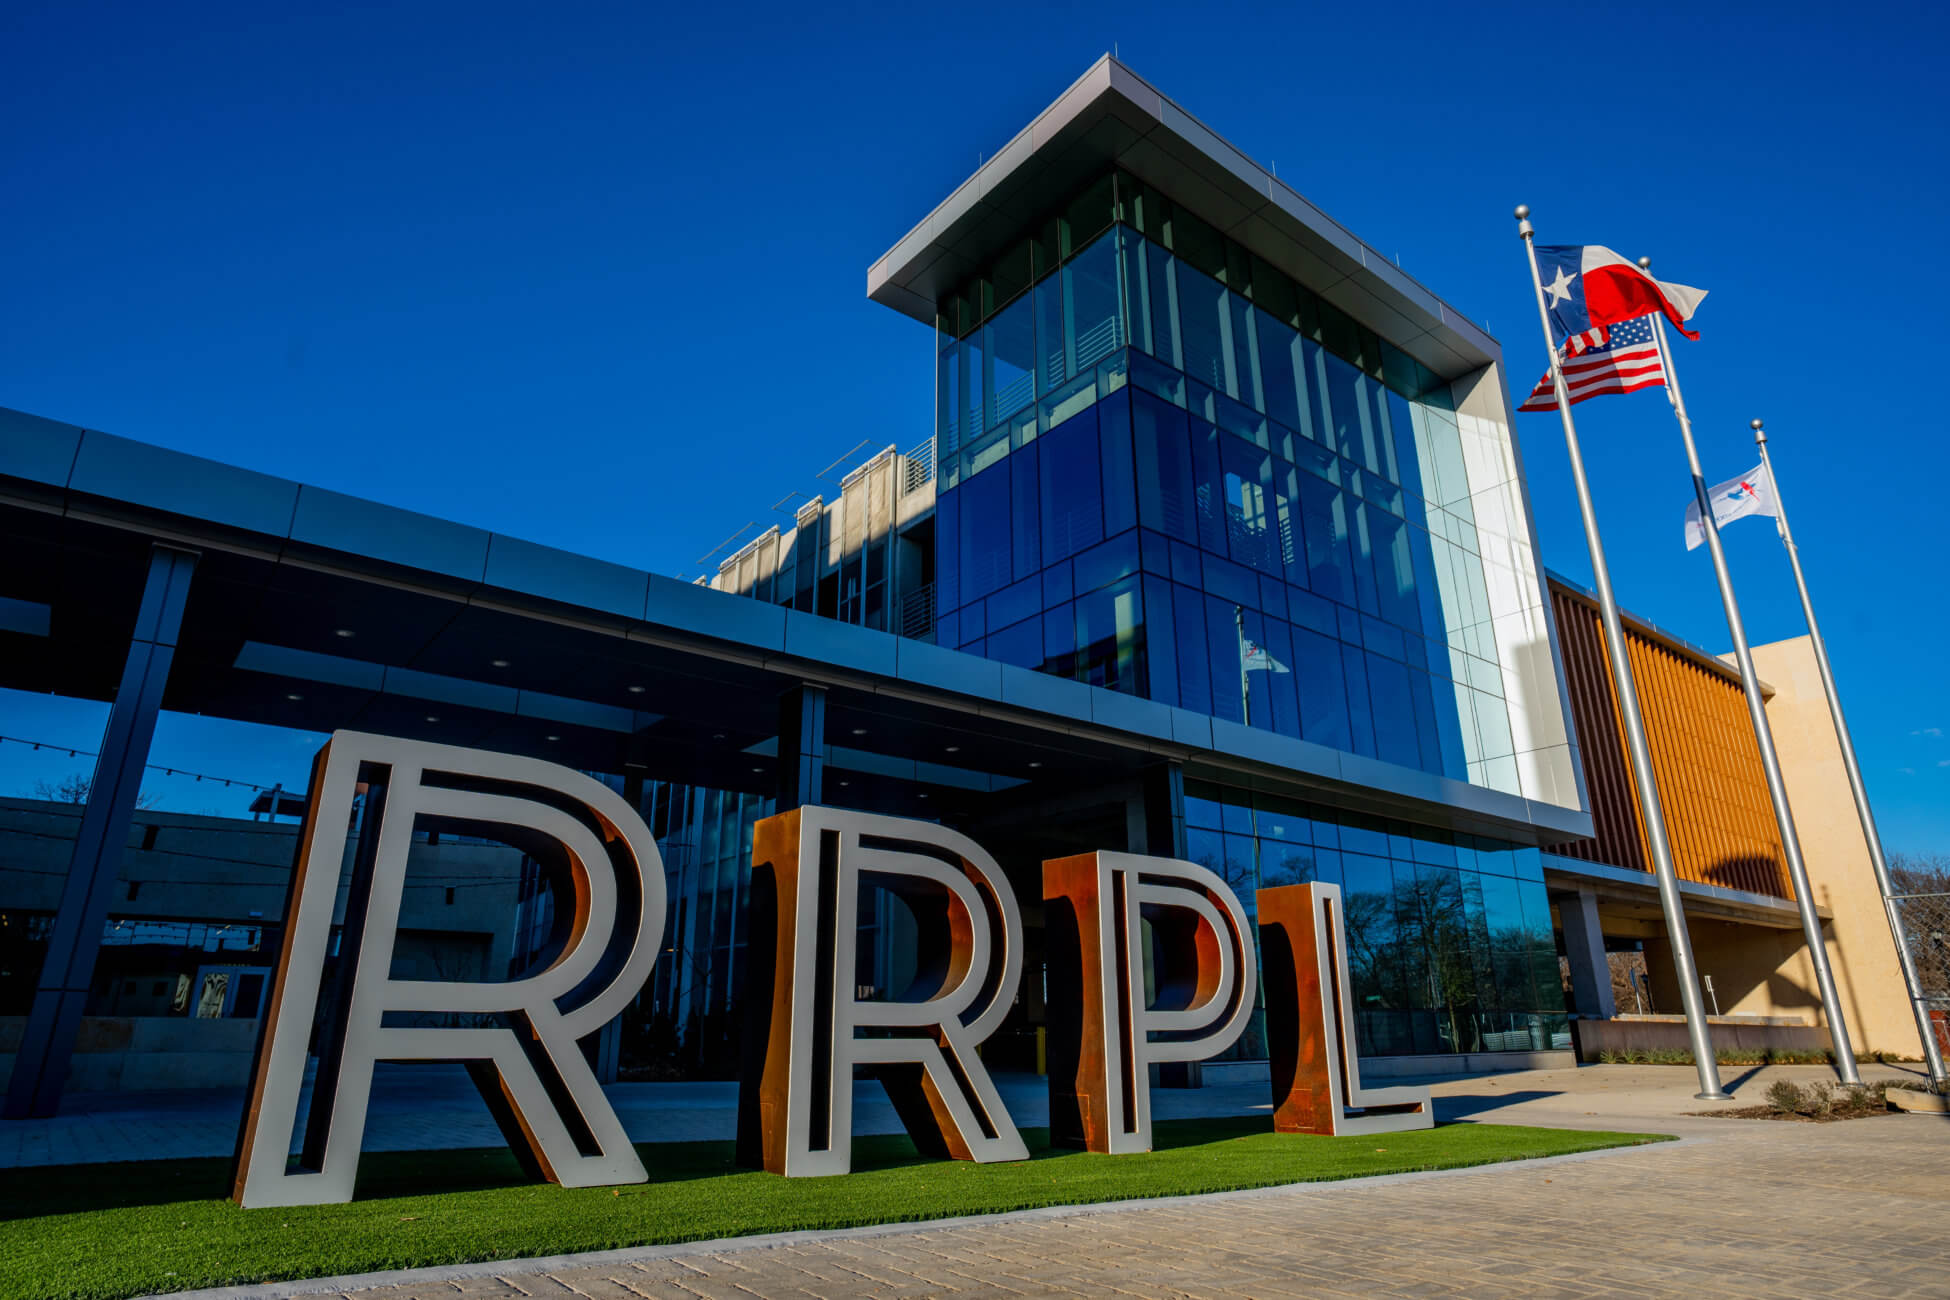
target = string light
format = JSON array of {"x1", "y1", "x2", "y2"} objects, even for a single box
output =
[{"x1": 0, "y1": 732, "x2": 290, "y2": 797}]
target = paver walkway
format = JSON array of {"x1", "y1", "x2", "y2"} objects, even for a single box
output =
[{"x1": 168, "y1": 1063, "x2": 1950, "y2": 1299}]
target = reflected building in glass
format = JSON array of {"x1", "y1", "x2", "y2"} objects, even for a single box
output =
[{"x1": 0, "y1": 58, "x2": 1906, "y2": 1126}]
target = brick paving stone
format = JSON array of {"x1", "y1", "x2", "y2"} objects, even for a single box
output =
[{"x1": 150, "y1": 1065, "x2": 1950, "y2": 1300}]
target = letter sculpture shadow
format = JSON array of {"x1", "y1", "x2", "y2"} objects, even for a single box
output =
[
  {"x1": 738, "y1": 806, "x2": 1026, "y2": 1176},
  {"x1": 233, "y1": 732, "x2": 665, "y2": 1207},
  {"x1": 1258, "y1": 882, "x2": 1432, "y2": 1135},
  {"x1": 1043, "y1": 851, "x2": 1256, "y2": 1154}
]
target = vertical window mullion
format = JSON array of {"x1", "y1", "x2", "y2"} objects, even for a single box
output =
[{"x1": 1062, "y1": 262, "x2": 1078, "y2": 382}]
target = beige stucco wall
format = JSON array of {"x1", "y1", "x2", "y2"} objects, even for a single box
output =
[
  {"x1": 1648, "y1": 918, "x2": 1835, "y2": 1028},
  {"x1": 1729, "y1": 635, "x2": 1922, "y2": 1056}
]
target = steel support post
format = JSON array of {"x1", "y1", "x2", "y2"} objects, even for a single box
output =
[
  {"x1": 1754, "y1": 420, "x2": 1947, "y2": 1086},
  {"x1": 775, "y1": 684, "x2": 827, "y2": 812},
  {"x1": 4, "y1": 545, "x2": 197, "y2": 1119},
  {"x1": 1514, "y1": 209, "x2": 1727, "y2": 1098},
  {"x1": 1644, "y1": 299, "x2": 1859, "y2": 1084},
  {"x1": 1139, "y1": 760, "x2": 1189, "y2": 860},
  {"x1": 1559, "y1": 886, "x2": 1618, "y2": 1020}
]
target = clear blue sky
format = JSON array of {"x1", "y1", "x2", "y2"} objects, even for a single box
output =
[{"x1": 4, "y1": 1, "x2": 1946, "y2": 852}]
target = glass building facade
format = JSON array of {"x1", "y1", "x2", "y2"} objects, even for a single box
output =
[
  {"x1": 630, "y1": 780, "x2": 928, "y2": 1074},
  {"x1": 930, "y1": 172, "x2": 1521, "y2": 793},
  {"x1": 1183, "y1": 782, "x2": 1566, "y2": 1059},
  {"x1": 1, "y1": 70, "x2": 1597, "y2": 1132},
  {"x1": 634, "y1": 781, "x2": 769, "y2": 1074}
]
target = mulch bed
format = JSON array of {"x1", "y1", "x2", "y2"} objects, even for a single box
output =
[{"x1": 1687, "y1": 1104, "x2": 1898, "y2": 1122}]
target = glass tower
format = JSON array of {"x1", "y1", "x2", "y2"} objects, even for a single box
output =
[
  {"x1": 931, "y1": 171, "x2": 1520, "y2": 793},
  {"x1": 695, "y1": 163, "x2": 1581, "y2": 1061}
]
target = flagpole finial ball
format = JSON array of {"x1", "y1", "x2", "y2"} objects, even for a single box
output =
[
  {"x1": 1750, "y1": 418, "x2": 1764, "y2": 430},
  {"x1": 1512, "y1": 204, "x2": 1529, "y2": 220},
  {"x1": 1637, "y1": 256, "x2": 1653, "y2": 270}
]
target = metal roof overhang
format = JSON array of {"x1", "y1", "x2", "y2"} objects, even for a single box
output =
[
  {"x1": 1543, "y1": 854, "x2": 1825, "y2": 929},
  {"x1": 866, "y1": 56, "x2": 1502, "y2": 382},
  {"x1": 1547, "y1": 570, "x2": 1771, "y2": 698},
  {"x1": 0, "y1": 404, "x2": 1590, "y2": 845}
]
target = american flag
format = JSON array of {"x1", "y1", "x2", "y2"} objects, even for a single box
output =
[{"x1": 1518, "y1": 316, "x2": 1665, "y2": 412}]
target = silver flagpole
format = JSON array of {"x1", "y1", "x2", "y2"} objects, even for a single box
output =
[
  {"x1": 1515, "y1": 209, "x2": 1728, "y2": 1098},
  {"x1": 1234, "y1": 604, "x2": 1252, "y2": 728},
  {"x1": 1639, "y1": 257, "x2": 1859, "y2": 1084},
  {"x1": 1753, "y1": 418, "x2": 1947, "y2": 1087}
]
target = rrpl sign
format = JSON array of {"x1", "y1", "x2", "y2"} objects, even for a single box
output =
[{"x1": 233, "y1": 733, "x2": 1430, "y2": 1208}]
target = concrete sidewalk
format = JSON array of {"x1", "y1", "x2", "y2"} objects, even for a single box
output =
[{"x1": 148, "y1": 1062, "x2": 1950, "y2": 1300}]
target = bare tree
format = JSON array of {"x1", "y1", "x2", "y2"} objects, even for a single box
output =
[
  {"x1": 1889, "y1": 851, "x2": 1950, "y2": 896},
  {"x1": 32, "y1": 773, "x2": 160, "y2": 808},
  {"x1": 1888, "y1": 852, "x2": 1950, "y2": 999}
]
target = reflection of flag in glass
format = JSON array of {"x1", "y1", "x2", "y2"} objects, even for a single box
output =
[
  {"x1": 1242, "y1": 638, "x2": 1289, "y2": 673},
  {"x1": 195, "y1": 971, "x2": 230, "y2": 1019}
]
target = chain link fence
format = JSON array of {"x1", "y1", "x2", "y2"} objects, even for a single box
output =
[
  {"x1": 1885, "y1": 857, "x2": 1950, "y2": 1077},
  {"x1": 1891, "y1": 889, "x2": 1950, "y2": 1054},
  {"x1": 1892, "y1": 891, "x2": 1950, "y2": 995}
]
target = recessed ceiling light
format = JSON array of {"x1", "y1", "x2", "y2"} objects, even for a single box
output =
[
  {"x1": 851, "y1": 727, "x2": 867, "y2": 736},
  {"x1": 425, "y1": 715, "x2": 439, "y2": 723},
  {"x1": 712, "y1": 733, "x2": 725, "y2": 740},
  {"x1": 945, "y1": 745, "x2": 960, "y2": 753},
  {"x1": 1029, "y1": 761, "x2": 1042, "y2": 768},
  {"x1": 546, "y1": 734, "x2": 560, "y2": 741},
  {"x1": 286, "y1": 692, "x2": 303, "y2": 702},
  {"x1": 752, "y1": 766, "x2": 763, "y2": 773},
  {"x1": 492, "y1": 658, "x2": 510, "y2": 668},
  {"x1": 917, "y1": 792, "x2": 929, "y2": 799},
  {"x1": 334, "y1": 628, "x2": 355, "y2": 639},
  {"x1": 628, "y1": 685, "x2": 644, "y2": 694},
  {"x1": 839, "y1": 780, "x2": 851, "y2": 787}
]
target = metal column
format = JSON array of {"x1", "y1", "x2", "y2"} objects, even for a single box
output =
[
  {"x1": 1558, "y1": 887, "x2": 1618, "y2": 1020},
  {"x1": 1754, "y1": 420, "x2": 1947, "y2": 1086},
  {"x1": 1514, "y1": 208, "x2": 1727, "y2": 1098},
  {"x1": 1643, "y1": 294, "x2": 1859, "y2": 1085},
  {"x1": 1139, "y1": 761, "x2": 1189, "y2": 860},
  {"x1": 4, "y1": 545, "x2": 197, "y2": 1119},
  {"x1": 775, "y1": 684, "x2": 827, "y2": 812}
]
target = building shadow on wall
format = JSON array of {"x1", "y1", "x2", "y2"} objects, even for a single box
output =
[{"x1": 1700, "y1": 856, "x2": 1793, "y2": 899}]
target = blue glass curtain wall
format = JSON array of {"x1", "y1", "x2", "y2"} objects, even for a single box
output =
[
  {"x1": 1184, "y1": 783, "x2": 1569, "y2": 1060},
  {"x1": 637, "y1": 782, "x2": 774, "y2": 1073},
  {"x1": 930, "y1": 171, "x2": 1521, "y2": 789}
]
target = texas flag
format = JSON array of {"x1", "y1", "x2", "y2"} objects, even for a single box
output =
[{"x1": 1535, "y1": 245, "x2": 1708, "y2": 350}]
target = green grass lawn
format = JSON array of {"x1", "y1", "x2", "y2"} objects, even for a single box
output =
[{"x1": 1, "y1": 1119, "x2": 1667, "y2": 1300}]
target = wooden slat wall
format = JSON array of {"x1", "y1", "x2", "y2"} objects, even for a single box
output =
[
  {"x1": 1552, "y1": 587, "x2": 1648, "y2": 873},
  {"x1": 1549, "y1": 582, "x2": 1792, "y2": 901}
]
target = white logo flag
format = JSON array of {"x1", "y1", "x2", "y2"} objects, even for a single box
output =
[
  {"x1": 1242, "y1": 638, "x2": 1289, "y2": 673},
  {"x1": 1684, "y1": 462, "x2": 1778, "y2": 551}
]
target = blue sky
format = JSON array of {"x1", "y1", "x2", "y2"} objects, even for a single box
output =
[{"x1": 4, "y1": 1, "x2": 1946, "y2": 851}]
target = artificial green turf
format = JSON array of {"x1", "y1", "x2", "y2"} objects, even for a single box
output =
[{"x1": 0, "y1": 1119, "x2": 1667, "y2": 1300}]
